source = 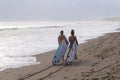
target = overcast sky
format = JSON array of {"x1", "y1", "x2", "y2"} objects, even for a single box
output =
[{"x1": 0, "y1": 0, "x2": 120, "y2": 21}]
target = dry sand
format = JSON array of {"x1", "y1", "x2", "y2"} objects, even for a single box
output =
[{"x1": 0, "y1": 31, "x2": 120, "y2": 80}]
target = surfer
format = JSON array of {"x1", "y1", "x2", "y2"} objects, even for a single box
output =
[
  {"x1": 68, "y1": 29, "x2": 78, "y2": 59},
  {"x1": 58, "y1": 30, "x2": 68, "y2": 61},
  {"x1": 58, "y1": 30, "x2": 68, "y2": 45}
]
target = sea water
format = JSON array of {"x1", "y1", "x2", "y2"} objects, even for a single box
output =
[{"x1": 0, "y1": 20, "x2": 119, "y2": 71}]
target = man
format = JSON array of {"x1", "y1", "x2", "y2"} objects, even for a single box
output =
[
  {"x1": 58, "y1": 30, "x2": 68, "y2": 61},
  {"x1": 68, "y1": 29, "x2": 78, "y2": 59},
  {"x1": 58, "y1": 30, "x2": 68, "y2": 45}
]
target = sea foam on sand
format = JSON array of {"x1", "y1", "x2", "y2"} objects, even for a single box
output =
[{"x1": 0, "y1": 20, "x2": 119, "y2": 71}]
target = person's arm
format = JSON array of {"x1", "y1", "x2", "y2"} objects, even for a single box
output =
[
  {"x1": 65, "y1": 36, "x2": 69, "y2": 45},
  {"x1": 75, "y1": 36, "x2": 78, "y2": 46},
  {"x1": 58, "y1": 36, "x2": 60, "y2": 45},
  {"x1": 69, "y1": 36, "x2": 71, "y2": 43}
]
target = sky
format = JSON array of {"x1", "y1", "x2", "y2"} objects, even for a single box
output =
[{"x1": 0, "y1": 0, "x2": 120, "y2": 21}]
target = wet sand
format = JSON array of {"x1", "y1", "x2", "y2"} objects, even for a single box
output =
[{"x1": 0, "y1": 31, "x2": 120, "y2": 80}]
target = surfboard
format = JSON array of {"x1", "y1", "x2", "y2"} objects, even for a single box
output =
[
  {"x1": 66, "y1": 40, "x2": 77, "y2": 64},
  {"x1": 52, "y1": 39, "x2": 68, "y2": 65}
]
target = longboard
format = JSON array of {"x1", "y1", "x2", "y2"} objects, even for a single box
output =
[
  {"x1": 66, "y1": 40, "x2": 77, "y2": 64},
  {"x1": 52, "y1": 39, "x2": 68, "y2": 65}
]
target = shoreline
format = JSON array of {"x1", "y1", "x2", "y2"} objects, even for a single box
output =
[
  {"x1": 0, "y1": 20, "x2": 119, "y2": 72},
  {"x1": 0, "y1": 31, "x2": 120, "y2": 80}
]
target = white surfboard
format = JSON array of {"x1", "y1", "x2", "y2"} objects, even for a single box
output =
[
  {"x1": 52, "y1": 39, "x2": 68, "y2": 65},
  {"x1": 66, "y1": 40, "x2": 77, "y2": 64}
]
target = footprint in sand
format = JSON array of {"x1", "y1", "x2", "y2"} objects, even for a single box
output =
[
  {"x1": 72, "y1": 79, "x2": 77, "y2": 80},
  {"x1": 63, "y1": 76, "x2": 68, "y2": 79}
]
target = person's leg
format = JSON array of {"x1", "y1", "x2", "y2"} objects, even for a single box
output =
[
  {"x1": 75, "y1": 53, "x2": 77, "y2": 59},
  {"x1": 65, "y1": 48, "x2": 70, "y2": 61},
  {"x1": 62, "y1": 56, "x2": 65, "y2": 61}
]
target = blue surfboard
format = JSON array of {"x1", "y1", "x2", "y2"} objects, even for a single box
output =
[
  {"x1": 66, "y1": 40, "x2": 77, "y2": 64},
  {"x1": 52, "y1": 39, "x2": 68, "y2": 65}
]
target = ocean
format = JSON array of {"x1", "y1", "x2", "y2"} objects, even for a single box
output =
[{"x1": 0, "y1": 20, "x2": 119, "y2": 71}]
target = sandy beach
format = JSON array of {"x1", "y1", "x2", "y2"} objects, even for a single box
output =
[{"x1": 0, "y1": 31, "x2": 120, "y2": 80}]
